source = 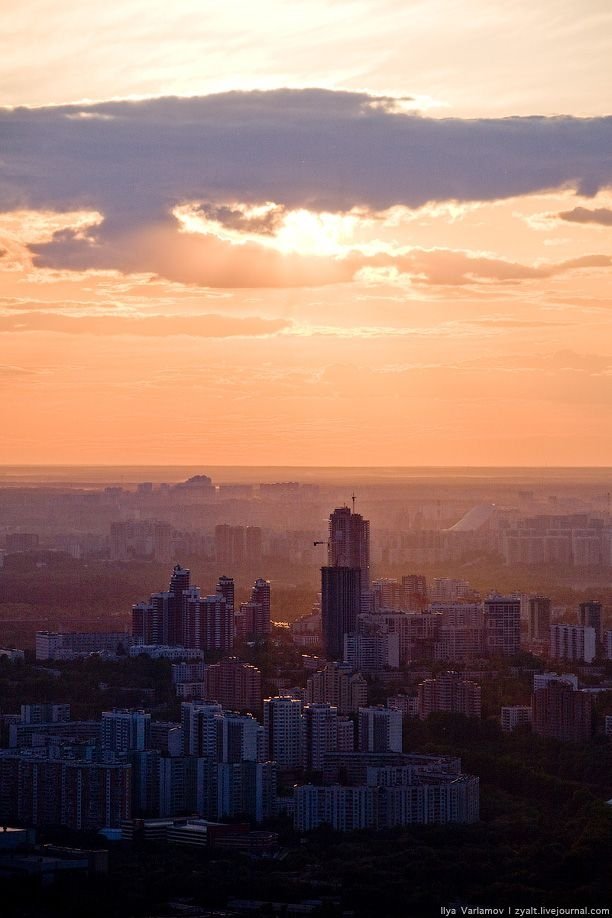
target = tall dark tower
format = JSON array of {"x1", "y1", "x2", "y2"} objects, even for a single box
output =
[
  {"x1": 251, "y1": 578, "x2": 271, "y2": 635},
  {"x1": 328, "y1": 506, "x2": 370, "y2": 589},
  {"x1": 321, "y1": 566, "x2": 361, "y2": 659},
  {"x1": 168, "y1": 564, "x2": 190, "y2": 645}
]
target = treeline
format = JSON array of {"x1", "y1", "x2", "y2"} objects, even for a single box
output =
[
  {"x1": 0, "y1": 655, "x2": 177, "y2": 721},
  {"x1": 0, "y1": 558, "x2": 318, "y2": 649}
]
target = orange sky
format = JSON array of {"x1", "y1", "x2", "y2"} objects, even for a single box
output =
[{"x1": 2, "y1": 2, "x2": 612, "y2": 466}]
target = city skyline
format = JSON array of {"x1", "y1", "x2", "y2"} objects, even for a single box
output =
[
  {"x1": 1, "y1": 481, "x2": 611, "y2": 911},
  {"x1": 1, "y1": 2, "x2": 612, "y2": 466}
]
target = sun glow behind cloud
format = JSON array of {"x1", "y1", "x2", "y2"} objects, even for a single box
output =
[{"x1": 173, "y1": 202, "x2": 369, "y2": 257}]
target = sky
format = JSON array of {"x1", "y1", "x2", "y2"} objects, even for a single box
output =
[{"x1": 2, "y1": 1, "x2": 612, "y2": 466}]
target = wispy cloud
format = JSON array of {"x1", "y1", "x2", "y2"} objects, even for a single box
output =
[{"x1": 0, "y1": 312, "x2": 291, "y2": 337}]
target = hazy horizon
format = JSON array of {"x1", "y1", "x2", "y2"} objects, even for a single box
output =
[{"x1": 1, "y1": 463, "x2": 611, "y2": 488}]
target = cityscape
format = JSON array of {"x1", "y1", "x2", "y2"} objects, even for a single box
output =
[{"x1": 0, "y1": 470, "x2": 611, "y2": 914}]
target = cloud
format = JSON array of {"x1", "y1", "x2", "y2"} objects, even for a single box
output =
[
  {"x1": 0, "y1": 364, "x2": 40, "y2": 377},
  {"x1": 3, "y1": 92, "x2": 612, "y2": 218},
  {"x1": 192, "y1": 201, "x2": 287, "y2": 236},
  {"x1": 0, "y1": 296, "x2": 115, "y2": 312},
  {"x1": 351, "y1": 248, "x2": 612, "y2": 289},
  {"x1": 558, "y1": 206, "x2": 612, "y2": 226},
  {"x1": 29, "y1": 224, "x2": 612, "y2": 289},
  {"x1": 29, "y1": 221, "x2": 612, "y2": 289},
  {"x1": 1, "y1": 90, "x2": 611, "y2": 284},
  {"x1": 29, "y1": 222, "x2": 355, "y2": 287},
  {"x1": 0, "y1": 312, "x2": 291, "y2": 337}
]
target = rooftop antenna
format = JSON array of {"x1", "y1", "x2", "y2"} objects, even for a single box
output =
[{"x1": 351, "y1": 492, "x2": 356, "y2": 513}]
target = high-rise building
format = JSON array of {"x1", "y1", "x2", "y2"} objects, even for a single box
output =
[
  {"x1": 500, "y1": 706, "x2": 532, "y2": 733},
  {"x1": 130, "y1": 749, "x2": 161, "y2": 817},
  {"x1": 578, "y1": 601, "x2": 603, "y2": 656},
  {"x1": 430, "y1": 603, "x2": 485, "y2": 662},
  {"x1": 328, "y1": 506, "x2": 370, "y2": 589},
  {"x1": 153, "y1": 522, "x2": 173, "y2": 563},
  {"x1": 215, "y1": 712, "x2": 264, "y2": 764},
  {"x1": 263, "y1": 696, "x2": 305, "y2": 768},
  {"x1": 484, "y1": 595, "x2": 521, "y2": 657},
  {"x1": 183, "y1": 589, "x2": 233, "y2": 653},
  {"x1": 6, "y1": 532, "x2": 39, "y2": 553},
  {"x1": 303, "y1": 703, "x2": 339, "y2": 771},
  {"x1": 204, "y1": 658, "x2": 262, "y2": 714},
  {"x1": 216, "y1": 575, "x2": 235, "y2": 614},
  {"x1": 430, "y1": 578, "x2": 471, "y2": 603},
  {"x1": 528, "y1": 596, "x2": 551, "y2": 644},
  {"x1": 216, "y1": 760, "x2": 277, "y2": 822},
  {"x1": 251, "y1": 578, "x2": 271, "y2": 634},
  {"x1": 102, "y1": 709, "x2": 151, "y2": 754},
  {"x1": 387, "y1": 694, "x2": 419, "y2": 718},
  {"x1": 401, "y1": 574, "x2": 428, "y2": 610},
  {"x1": 305, "y1": 662, "x2": 367, "y2": 715},
  {"x1": 371, "y1": 578, "x2": 402, "y2": 610},
  {"x1": 235, "y1": 578, "x2": 271, "y2": 643},
  {"x1": 417, "y1": 671, "x2": 482, "y2": 720},
  {"x1": 245, "y1": 527, "x2": 263, "y2": 563},
  {"x1": 215, "y1": 525, "x2": 249, "y2": 565},
  {"x1": 337, "y1": 718, "x2": 355, "y2": 753},
  {"x1": 171, "y1": 661, "x2": 206, "y2": 684},
  {"x1": 532, "y1": 681, "x2": 593, "y2": 742},
  {"x1": 132, "y1": 565, "x2": 190, "y2": 646},
  {"x1": 215, "y1": 525, "x2": 233, "y2": 564},
  {"x1": 294, "y1": 766, "x2": 479, "y2": 831},
  {"x1": 550, "y1": 624, "x2": 596, "y2": 663},
  {"x1": 0, "y1": 752, "x2": 131, "y2": 831},
  {"x1": 235, "y1": 602, "x2": 258, "y2": 644},
  {"x1": 320, "y1": 505, "x2": 370, "y2": 657},
  {"x1": 181, "y1": 702, "x2": 224, "y2": 757},
  {"x1": 158, "y1": 755, "x2": 212, "y2": 818},
  {"x1": 110, "y1": 521, "x2": 130, "y2": 561},
  {"x1": 20, "y1": 703, "x2": 70, "y2": 724},
  {"x1": 343, "y1": 630, "x2": 400, "y2": 672},
  {"x1": 168, "y1": 564, "x2": 191, "y2": 644},
  {"x1": 321, "y1": 566, "x2": 361, "y2": 659},
  {"x1": 132, "y1": 565, "x2": 236, "y2": 653},
  {"x1": 358, "y1": 706, "x2": 402, "y2": 753}
]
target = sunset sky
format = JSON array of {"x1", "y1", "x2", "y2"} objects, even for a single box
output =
[{"x1": 2, "y1": 0, "x2": 612, "y2": 466}]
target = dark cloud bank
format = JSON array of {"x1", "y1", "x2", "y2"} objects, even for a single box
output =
[{"x1": 1, "y1": 89, "x2": 611, "y2": 282}]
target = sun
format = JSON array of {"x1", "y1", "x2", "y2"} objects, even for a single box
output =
[{"x1": 273, "y1": 208, "x2": 359, "y2": 256}]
